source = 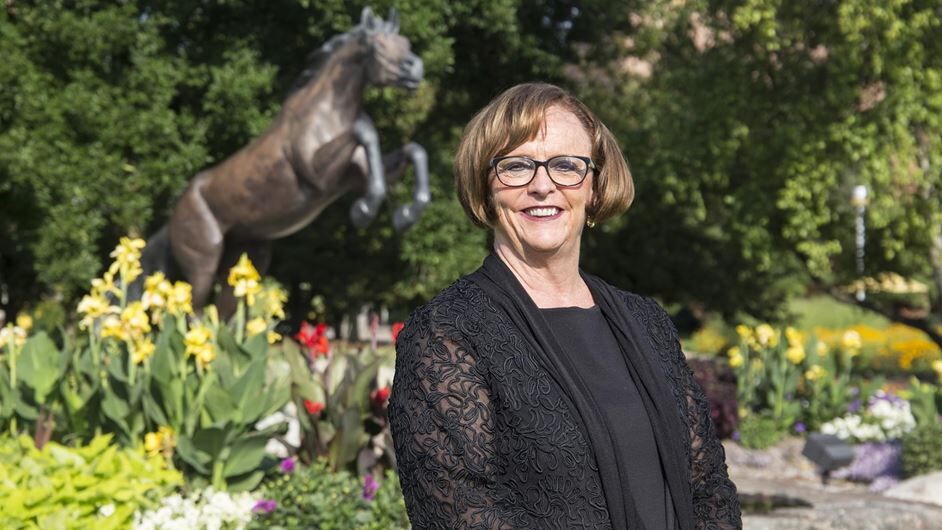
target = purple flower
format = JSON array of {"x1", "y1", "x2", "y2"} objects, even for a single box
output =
[
  {"x1": 850, "y1": 386, "x2": 860, "y2": 397},
  {"x1": 362, "y1": 474, "x2": 379, "y2": 501},
  {"x1": 280, "y1": 457, "x2": 296, "y2": 474},
  {"x1": 793, "y1": 422, "x2": 806, "y2": 434},
  {"x1": 848, "y1": 399, "x2": 862, "y2": 413},
  {"x1": 732, "y1": 430, "x2": 740, "y2": 441},
  {"x1": 253, "y1": 499, "x2": 277, "y2": 514}
]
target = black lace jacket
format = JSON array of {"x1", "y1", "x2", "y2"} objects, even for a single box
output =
[{"x1": 390, "y1": 276, "x2": 741, "y2": 529}]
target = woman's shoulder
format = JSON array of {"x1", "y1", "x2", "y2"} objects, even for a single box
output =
[{"x1": 396, "y1": 276, "x2": 490, "y2": 344}]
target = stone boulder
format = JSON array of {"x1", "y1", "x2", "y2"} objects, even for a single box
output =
[{"x1": 883, "y1": 471, "x2": 942, "y2": 507}]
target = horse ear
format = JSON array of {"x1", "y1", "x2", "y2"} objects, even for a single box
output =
[
  {"x1": 387, "y1": 8, "x2": 400, "y2": 33},
  {"x1": 361, "y1": 6, "x2": 377, "y2": 31}
]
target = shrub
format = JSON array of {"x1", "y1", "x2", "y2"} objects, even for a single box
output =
[
  {"x1": 0, "y1": 433, "x2": 182, "y2": 529},
  {"x1": 688, "y1": 357, "x2": 738, "y2": 439},
  {"x1": 247, "y1": 459, "x2": 409, "y2": 530},
  {"x1": 736, "y1": 413, "x2": 785, "y2": 450},
  {"x1": 901, "y1": 421, "x2": 942, "y2": 478}
]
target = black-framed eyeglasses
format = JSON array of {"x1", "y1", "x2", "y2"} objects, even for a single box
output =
[{"x1": 490, "y1": 155, "x2": 596, "y2": 188}]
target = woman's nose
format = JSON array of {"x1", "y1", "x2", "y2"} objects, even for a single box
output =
[{"x1": 528, "y1": 166, "x2": 555, "y2": 195}]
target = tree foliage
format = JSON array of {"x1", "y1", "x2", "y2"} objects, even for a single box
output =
[{"x1": 582, "y1": 0, "x2": 942, "y2": 337}]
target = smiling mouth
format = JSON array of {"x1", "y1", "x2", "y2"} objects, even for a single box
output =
[{"x1": 522, "y1": 206, "x2": 561, "y2": 219}]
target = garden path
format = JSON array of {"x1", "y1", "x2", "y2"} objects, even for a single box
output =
[{"x1": 726, "y1": 439, "x2": 942, "y2": 529}]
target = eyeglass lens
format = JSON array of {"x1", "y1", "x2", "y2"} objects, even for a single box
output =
[{"x1": 495, "y1": 156, "x2": 589, "y2": 186}]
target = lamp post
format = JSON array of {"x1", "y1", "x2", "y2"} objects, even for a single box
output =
[{"x1": 851, "y1": 185, "x2": 869, "y2": 302}]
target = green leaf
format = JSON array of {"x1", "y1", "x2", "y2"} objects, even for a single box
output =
[
  {"x1": 101, "y1": 389, "x2": 130, "y2": 434},
  {"x1": 222, "y1": 434, "x2": 268, "y2": 478},
  {"x1": 16, "y1": 331, "x2": 61, "y2": 404},
  {"x1": 225, "y1": 469, "x2": 264, "y2": 492},
  {"x1": 175, "y1": 435, "x2": 210, "y2": 474}
]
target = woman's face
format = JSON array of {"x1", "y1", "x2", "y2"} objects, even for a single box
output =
[{"x1": 490, "y1": 106, "x2": 595, "y2": 259}]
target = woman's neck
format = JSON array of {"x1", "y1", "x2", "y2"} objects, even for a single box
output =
[{"x1": 493, "y1": 239, "x2": 594, "y2": 309}]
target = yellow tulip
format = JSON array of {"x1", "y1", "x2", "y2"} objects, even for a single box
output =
[
  {"x1": 785, "y1": 327, "x2": 804, "y2": 348},
  {"x1": 728, "y1": 347, "x2": 744, "y2": 368},
  {"x1": 228, "y1": 253, "x2": 263, "y2": 306},
  {"x1": 841, "y1": 330, "x2": 862, "y2": 351},
  {"x1": 816, "y1": 341, "x2": 828, "y2": 357},
  {"x1": 756, "y1": 324, "x2": 778, "y2": 347},
  {"x1": 786, "y1": 345, "x2": 806, "y2": 365},
  {"x1": 267, "y1": 330, "x2": 282, "y2": 344},
  {"x1": 144, "y1": 431, "x2": 162, "y2": 456},
  {"x1": 100, "y1": 315, "x2": 128, "y2": 341},
  {"x1": 167, "y1": 282, "x2": 193, "y2": 316},
  {"x1": 804, "y1": 365, "x2": 826, "y2": 381},
  {"x1": 121, "y1": 302, "x2": 151, "y2": 336}
]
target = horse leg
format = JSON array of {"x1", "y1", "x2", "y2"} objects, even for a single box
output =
[
  {"x1": 349, "y1": 113, "x2": 386, "y2": 228},
  {"x1": 388, "y1": 142, "x2": 430, "y2": 232},
  {"x1": 213, "y1": 238, "x2": 273, "y2": 321},
  {"x1": 168, "y1": 177, "x2": 225, "y2": 315}
]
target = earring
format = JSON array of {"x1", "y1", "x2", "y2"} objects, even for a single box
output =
[{"x1": 586, "y1": 217, "x2": 596, "y2": 228}]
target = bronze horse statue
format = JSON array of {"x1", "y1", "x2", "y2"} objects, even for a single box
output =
[{"x1": 136, "y1": 7, "x2": 429, "y2": 318}]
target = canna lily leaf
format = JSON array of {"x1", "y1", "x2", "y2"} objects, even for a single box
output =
[{"x1": 16, "y1": 332, "x2": 61, "y2": 404}]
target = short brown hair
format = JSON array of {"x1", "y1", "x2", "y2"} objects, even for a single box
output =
[{"x1": 455, "y1": 82, "x2": 634, "y2": 228}]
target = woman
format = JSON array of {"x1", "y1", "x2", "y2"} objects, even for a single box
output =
[{"x1": 389, "y1": 83, "x2": 741, "y2": 529}]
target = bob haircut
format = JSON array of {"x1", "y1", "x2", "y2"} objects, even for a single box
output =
[{"x1": 455, "y1": 82, "x2": 634, "y2": 228}]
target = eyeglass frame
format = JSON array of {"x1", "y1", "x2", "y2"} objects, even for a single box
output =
[{"x1": 489, "y1": 155, "x2": 596, "y2": 188}]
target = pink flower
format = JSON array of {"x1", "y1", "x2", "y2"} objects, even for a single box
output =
[
  {"x1": 362, "y1": 474, "x2": 379, "y2": 500},
  {"x1": 253, "y1": 499, "x2": 277, "y2": 513},
  {"x1": 280, "y1": 457, "x2": 296, "y2": 474}
]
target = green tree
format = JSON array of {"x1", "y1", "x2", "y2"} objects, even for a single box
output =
[{"x1": 582, "y1": 0, "x2": 942, "y2": 343}]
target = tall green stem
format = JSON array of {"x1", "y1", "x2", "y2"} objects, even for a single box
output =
[{"x1": 234, "y1": 299, "x2": 245, "y2": 344}]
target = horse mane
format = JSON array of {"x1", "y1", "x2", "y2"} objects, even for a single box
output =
[{"x1": 287, "y1": 27, "x2": 364, "y2": 97}]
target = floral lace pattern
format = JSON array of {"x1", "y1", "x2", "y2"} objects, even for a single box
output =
[{"x1": 390, "y1": 278, "x2": 741, "y2": 529}]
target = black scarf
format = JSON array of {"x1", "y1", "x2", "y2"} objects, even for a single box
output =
[{"x1": 469, "y1": 254, "x2": 694, "y2": 530}]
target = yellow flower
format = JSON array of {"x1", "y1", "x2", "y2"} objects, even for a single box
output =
[
  {"x1": 0, "y1": 325, "x2": 26, "y2": 349},
  {"x1": 77, "y1": 293, "x2": 114, "y2": 329},
  {"x1": 227, "y1": 253, "x2": 262, "y2": 306},
  {"x1": 144, "y1": 426, "x2": 176, "y2": 457},
  {"x1": 144, "y1": 432, "x2": 161, "y2": 455},
  {"x1": 841, "y1": 330, "x2": 862, "y2": 351},
  {"x1": 185, "y1": 324, "x2": 216, "y2": 369},
  {"x1": 933, "y1": 360, "x2": 942, "y2": 379},
  {"x1": 267, "y1": 330, "x2": 282, "y2": 344},
  {"x1": 755, "y1": 324, "x2": 778, "y2": 347},
  {"x1": 15, "y1": 314, "x2": 33, "y2": 332},
  {"x1": 142, "y1": 272, "x2": 173, "y2": 312},
  {"x1": 735, "y1": 325, "x2": 752, "y2": 341},
  {"x1": 121, "y1": 301, "x2": 151, "y2": 336},
  {"x1": 108, "y1": 237, "x2": 145, "y2": 285},
  {"x1": 131, "y1": 339, "x2": 156, "y2": 364},
  {"x1": 167, "y1": 282, "x2": 193, "y2": 316},
  {"x1": 738, "y1": 406, "x2": 749, "y2": 419},
  {"x1": 100, "y1": 315, "x2": 128, "y2": 341},
  {"x1": 727, "y1": 347, "x2": 744, "y2": 368},
  {"x1": 805, "y1": 365, "x2": 826, "y2": 381},
  {"x1": 246, "y1": 317, "x2": 267, "y2": 337},
  {"x1": 786, "y1": 345, "x2": 806, "y2": 365},
  {"x1": 90, "y1": 270, "x2": 121, "y2": 298},
  {"x1": 750, "y1": 358, "x2": 764, "y2": 371},
  {"x1": 816, "y1": 341, "x2": 829, "y2": 357},
  {"x1": 785, "y1": 327, "x2": 804, "y2": 348}
]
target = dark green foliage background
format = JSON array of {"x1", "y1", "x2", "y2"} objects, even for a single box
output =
[{"x1": 2, "y1": 0, "x2": 940, "y2": 329}]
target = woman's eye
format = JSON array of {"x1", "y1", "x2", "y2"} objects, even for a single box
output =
[{"x1": 503, "y1": 161, "x2": 531, "y2": 172}]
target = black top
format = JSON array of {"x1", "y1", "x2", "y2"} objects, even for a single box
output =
[
  {"x1": 541, "y1": 305, "x2": 674, "y2": 530},
  {"x1": 390, "y1": 254, "x2": 742, "y2": 529}
]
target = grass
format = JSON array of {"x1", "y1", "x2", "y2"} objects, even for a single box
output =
[{"x1": 787, "y1": 295, "x2": 892, "y2": 330}]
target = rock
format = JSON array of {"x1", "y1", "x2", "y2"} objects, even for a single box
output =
[{"x1": 883, "y1": 471, "x2": 942, "y2": 506}]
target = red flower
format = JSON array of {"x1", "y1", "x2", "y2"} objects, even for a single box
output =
[
  {"x1": 371, "y1": 386, "x2": 391, "y2": 407},
  {"x1": 391, "y1": 322, "x2": 405, "y2": 343},
  {"x1": 304, "y1": 399, "x2": 324, "y2": 416},
  {"x1": 295, "y1": 321, "x2": 330, "y2": 358}
]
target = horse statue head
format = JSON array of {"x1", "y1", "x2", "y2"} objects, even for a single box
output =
[{"x1": 359, "y1": 7, "x2": 423, "y2": 89}]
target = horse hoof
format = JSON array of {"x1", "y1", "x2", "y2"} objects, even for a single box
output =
[
  {"x1": 350, "y1": 199, "x2": 376, "y2": 228},
  {"x1": 393, "y1": 204, "x2": 417, "y2": 232}
]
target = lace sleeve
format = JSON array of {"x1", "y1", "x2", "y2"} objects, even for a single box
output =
[
  {"x1": 389, "y1": 304, "x2": 522, "y2": 530},
  {"x1": 646, "y1": 298, "x2": 742, "y2": 529}
]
